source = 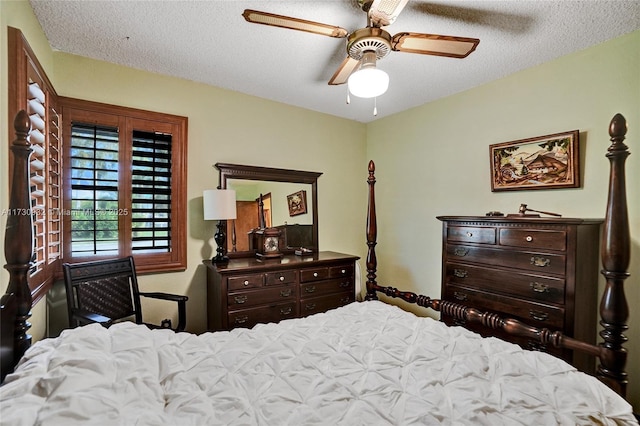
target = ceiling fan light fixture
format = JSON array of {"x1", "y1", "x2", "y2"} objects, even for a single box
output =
[{"x1": 348, "y1": 51, "x2": 389, "y2": 98}]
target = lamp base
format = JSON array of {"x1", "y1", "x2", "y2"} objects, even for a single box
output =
[
  {"x1": 211, "y1": 254, "x2": 230, "y2": 264},
  {"x1": 213, "y1": 221, "x2": 229, "y2": 264}
]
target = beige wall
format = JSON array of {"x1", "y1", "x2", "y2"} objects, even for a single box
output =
[
  {"x1": 2, "y1": 0, "x2": 639, "y2": 412},
  {"x1": 367, "y1": 29, "x2": 640, "y2": 410}
]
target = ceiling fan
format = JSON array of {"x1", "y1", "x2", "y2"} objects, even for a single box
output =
[{"x1": 242, "y1": 0, "x2": 480, "y2": 99}]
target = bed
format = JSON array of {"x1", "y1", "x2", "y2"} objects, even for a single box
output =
[{"x1": 0, "y1": 110, "x2": 636, "y2": 424}]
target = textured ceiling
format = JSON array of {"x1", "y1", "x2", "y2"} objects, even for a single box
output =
[{"x1": 29, "y1": 1, "x2": 640, "y2": 123}]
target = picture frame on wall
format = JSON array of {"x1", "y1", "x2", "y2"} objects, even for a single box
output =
[
  {"x1": 489, "y1": 130, "x2": 580, "y2": 192},
  {"x1": 287, "y1": 190, "x2": 307, "y2": 216}
]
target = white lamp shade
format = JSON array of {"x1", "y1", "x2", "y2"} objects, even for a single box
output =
[
  {"x1": 203, "y1": 189, "x2": 237, "y2": 220},
  {"x1": 348, "y1": 67, "x2": 389, "y2": 98}
]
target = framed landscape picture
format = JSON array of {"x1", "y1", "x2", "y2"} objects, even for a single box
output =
[{"x1": 490, "y1": 130, "x2": 580, "y2": 192}]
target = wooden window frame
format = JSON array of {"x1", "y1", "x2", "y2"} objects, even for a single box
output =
[
  {"x1": 7, "y1": 27, "x2": 61, "y2": 304},
  {"x1": 60, "y1": 97, "x2": 188, "y2": 273}
]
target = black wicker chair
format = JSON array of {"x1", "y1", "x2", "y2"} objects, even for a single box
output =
[{"x1": 63, "y1": 256, "x2": 188, "y2": 332}]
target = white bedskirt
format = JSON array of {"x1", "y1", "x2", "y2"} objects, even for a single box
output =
[{"x1": 1, "y1": 301, "x2": 636, "y2": 425}]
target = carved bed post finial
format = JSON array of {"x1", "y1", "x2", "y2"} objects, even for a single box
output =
[
  {"x1": 364, "y1": 160, "x2": 379, "y2": 301},
  {"x1": 597, "y1": 113, "x2": 631, "y2": 397},
  {"x1": 3, "y1": 110, "x2": 34, "y2": 370}
]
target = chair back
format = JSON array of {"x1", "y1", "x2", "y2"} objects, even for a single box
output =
[{"x1": 63, "y1": 257, "x2": 143, "y2": 327}]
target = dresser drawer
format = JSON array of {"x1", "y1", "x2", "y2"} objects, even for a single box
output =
[
  {"x1": 329, "y1": 264, "x2": 354, "y2": 278},
  {"x1": 443, "y1": 284, "x2": 564, "y2": 329},
  {"x1": 228, "y1": 284, "x2": 297, "y2": 308},
  {"x1": 264, "y1": 270, "x2": 297, "y2": 285},
  {"x1": 300, "y1": 292, "x2": 353, "y2": 316},
  {"x1": 228, "y1": 301, "x2": 297, "y2": 329},
  {"x1": 445, "y1": 262, "x2": 565, "y2": 304},
  {"x1": 499, "y1": 228, "x2": 566, "y2": 251},
  {"x1": 300, "y1": 278, "x2": 353, "y2": 298},
  {"x1": 228, "y1": 274, "x2": 263, "y2": 290},
  {"x1": 447, "y1": 226, "x2": 496, "y2": 245},
  {"x1": 446, "y1": 244, "x2": 566, "y2": 275},
  {"x1": 300, "y1": 267, "x2": 330, "y2": 282}
]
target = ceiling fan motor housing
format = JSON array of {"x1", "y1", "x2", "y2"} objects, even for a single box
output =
[{"x1": 347, "y1": 28, "x2": 392, "y2": 60}]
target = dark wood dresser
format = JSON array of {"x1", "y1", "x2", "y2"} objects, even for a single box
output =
[
  {"x1": 204, "y1": 251, "x2": 359, "y2": 331},
  {"x1": 437, "y1": 216, "x2": 602, "y2": 372}
]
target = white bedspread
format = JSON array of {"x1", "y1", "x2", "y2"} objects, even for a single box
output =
[{"x1": 1, "y1": 301, "x2": 637, "y2": 425}]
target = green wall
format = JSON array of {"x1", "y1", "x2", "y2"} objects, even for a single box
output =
[
  {"x1": 367, "y1": 29, "x2": 640, "y2": 410},
  {"x1": 2, "y1": 0, "x2": 639, "y2": 412}
]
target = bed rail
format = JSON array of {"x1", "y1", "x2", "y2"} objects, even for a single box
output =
[{"x1": 365, "y1": 113, "x2": 631, "y2": 398}]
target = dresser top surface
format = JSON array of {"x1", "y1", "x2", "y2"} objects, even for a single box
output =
[
  {"x1": 204, "y1": 251, "x2": 359, "y2": 274},
  {"x1": 437, "y1": 216, "x2": 603, "y2": 225}
]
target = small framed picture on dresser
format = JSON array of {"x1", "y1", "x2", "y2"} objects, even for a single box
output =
[{"x1": 489, "y1": 130, "x2": 580, "y2": 191}]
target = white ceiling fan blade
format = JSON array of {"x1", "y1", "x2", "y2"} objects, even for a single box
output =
[
  {"x1": 391, "y1": 33, "x2": 480, "y2": 58},
  {"x1": 328, "y1": 57, "x2": 360, "y2": 85},
  {"x1": 368, "y1": 0, "x2": 410, "y2": 27},
  {"x1": 242, "y1": 9, "x2": 348, "y2": 38}
]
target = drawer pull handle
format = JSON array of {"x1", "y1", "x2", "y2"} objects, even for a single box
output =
[
  {"x1": 453, "y1": 291, "x2": 467, "y2": 301},
  {"x1": 243, "y1": 280, "x2": 249, "y2": 286},
  {"x1": 339, "y1": 281, "x2": 350, "y2": 288},
  {"x1": 453, "y1": 269, "x2": 468, "y2": 278},
  {"x1": 235, "y1": 315, "x2": 249, "y2": 324},
  {"x1": 340, "y1": 296, "x2": 350, "y2": 304},
  {"x1": 466, "y1": 232, "x2": 473, "y2": 237},
  {"x1": 280, "y1": 289, "x2": 292, "y2": 297},
  {"x1": 529, "y1": 310, "x2": 549, "y2": 321},
  {"x1": 530, "y1": 256, "x2": 551, "y2": 267},
  {"x1": 306, "y1": 303, "x2": 316, "y2": 311},
  {"x1": 341, "y1": 269, "x2": 346, "y2": 274},
  {"x1": 526, "y1": 235, "x2": 533, "y2": 242},
  {"x1": 280, "y1": 306, "x2": 292, "y2": 315},
  {"x1": 313, "y1": 272, "x2": 318, "y2": 277},
  {"x1": 279, "y1": 276, "x2": 285, "y2": 281},
  {"x1": 234, "y1": 295, "x2": 248, "y2": 304},
  {"x1": 453, "y1": 247, "x2": 469, "y2": 257},
  {"x1": 305, "y1": 285, "x2": 316, "y2": 293},
  {"x1": 530, "y1": 282, "x2": 549, "y2": 293}
]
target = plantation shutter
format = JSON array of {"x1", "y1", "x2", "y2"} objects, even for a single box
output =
[
  {"x1": 131, "y1": 130, "x2": 172, "y2": 253},
  {"x1": 69, "y1": 123, "x2": 120, "y2": 256}
]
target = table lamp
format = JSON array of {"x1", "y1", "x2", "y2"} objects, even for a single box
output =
[{"x1": 203, "y1": 189, "x2": 237, "y2": 264}]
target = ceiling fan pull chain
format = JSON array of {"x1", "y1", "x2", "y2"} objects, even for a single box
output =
[
  {"x1": 373, "y1": 97, "x2": 378, "y2": 116},
  {"x1": 346, "y1": 87, "x2": 350, "y2": 105}
]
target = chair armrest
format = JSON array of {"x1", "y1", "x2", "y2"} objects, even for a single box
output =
[
  {"x1": 139, "y1": 292, "x2": 188, "y2": 332},
  {"x1": 72, "y1": 309, "x2": 112, "y2": 326},
  {"x1": 139, "y1": 292, "x2": 188, "y2": 303}
]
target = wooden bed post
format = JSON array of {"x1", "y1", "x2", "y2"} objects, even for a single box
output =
[
  {"x1": 364, "y1": 160, "x2": 379, "y2": 301},
  {"x1": 597, "y1": 113, "x2": 631, "y2": 397},
  {"x1": 1, "y1": 110, "x2": 33, "y2": 381}
]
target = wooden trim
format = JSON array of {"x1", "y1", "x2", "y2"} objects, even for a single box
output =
[
  {"x1": 7, "y1": 27, "x2": 59, "y2": 302},
  {"x1": 60, "y1": 98, "x2": 188, "y2": 273}
]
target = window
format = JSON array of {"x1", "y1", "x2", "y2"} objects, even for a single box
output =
[
  {"x1": 8, "y1": 27, "x2": 61, "y2": 303},
  {"x1": 61, "y1": 98, "x2": 187, "y2": 273}
]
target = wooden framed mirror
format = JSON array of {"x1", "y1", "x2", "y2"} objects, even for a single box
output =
[{"x1": 215, "y1": 163, "x2": 322, "y2": 258}]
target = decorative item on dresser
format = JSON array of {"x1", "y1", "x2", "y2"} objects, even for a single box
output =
[
  {"x1": 203, "y1": 189, "x2": 237, "y2": 264},
  {"x1": 436, "y1": 215, "x2": 602, "y2": 372},
  {"x1": 253, "y1": 193, "x2": 283, "y2": 260},
  {"x1": 205, "y1": 252, "x2": 358, "y2": 331}
]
